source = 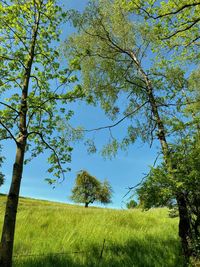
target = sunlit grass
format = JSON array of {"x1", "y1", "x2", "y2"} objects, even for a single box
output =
[{"x1": 0, "y1": 195, "x2": 184, "y2": 267}]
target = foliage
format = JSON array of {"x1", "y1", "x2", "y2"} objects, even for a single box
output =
[
  {"x1": 124, "y1": 0, "x2": 200, "y2": 61},
  {"x1": 136, "y1": 136, "x2": 200, "y2": 258},
  {"x1": 126, "y1": 199, "x2": 138, "y2": 209},
  {"x1": 71, "y1": 170, "x2": 112, "y2": 207},
  {"x1": 65, "y1": 0, "x2": 191, "y2": 157},
  {"x1": 0, "y1": 0, "x2": 84, "y2": 181},
  {"x1": 136, "y1": 164, "x2": 173, "y2": 210},
  {"x1": 0, "y1": 195, "x2": 184, "y2": 267},
  {"x1": 98, "y1": 179, "x2": 113, "y2": 204}
]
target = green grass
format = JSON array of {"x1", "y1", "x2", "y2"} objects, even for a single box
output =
[{"x1": 0, "y1": 195, "x2": 184, "y2": 267}]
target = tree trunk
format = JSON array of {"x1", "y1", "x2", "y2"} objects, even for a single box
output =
[
  {"x1": 85, "y1": 202, "x2": 89, "y2": 208},
  {"x1": 177, "y1": 193, "x2": 192, "y2": 260},
  {"x1": 0, "y1": 143, "x2": 26, "y2": 267},
  {"x1": 147, "y1": 83, "x2": 192, "y2": 258},
  {"x1": 128, "y1": 50, "x2": 192, "y2": 258}
]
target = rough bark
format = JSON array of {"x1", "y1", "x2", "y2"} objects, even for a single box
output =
[
  {"x1": 0, "y1": 144, "x2": 26, "y2": 267},
  {"x1": 177, "y1": 193, "x2": 192, "y2": 260}
]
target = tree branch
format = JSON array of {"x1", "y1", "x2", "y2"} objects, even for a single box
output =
[
  {"x1": 1, "y1": 20, "x2": 30, "y2": 52},
  {"x1": 137, "y1": 2, "x2": 200, "y2": 19},
  {"x1": 161, "y1": 18, "x2": 200, "y2": 40},
  {"x1": 27, "y1": 131, "x2": 65, "y2": 181},
  {"x1": 0, "y1": 102, "x2": 19, "y2": 114},
  {"x1": 122, "y1": 152, "x2": 162, "y2": 199},
  {"x1": 84, "y1": 101, "x2": 148, "y2": 132},
  {"x1": 0, "y1": 120, "x2": 17, "y2": 144},
  {"x1": 122, "y1": 173, "x2": 149, "y2": 199}
]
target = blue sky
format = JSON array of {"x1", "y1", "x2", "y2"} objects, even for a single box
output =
[{"x1": 0, "y1": 0, "x2": 160, "y2": 209}]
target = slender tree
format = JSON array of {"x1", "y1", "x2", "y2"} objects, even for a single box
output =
[
  {"x1": 65, "y1": 0, "x2": 196, "y2": 259},
  {"x1": 0, "y1": 1, "x2": 83, "y2": 266}
]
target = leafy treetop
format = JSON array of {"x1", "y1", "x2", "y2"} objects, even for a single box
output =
[
  {"x1": 0, "y1": 0, "x2": 84, "y2": 182},
  {"x1": 71, "y1": 170, "x2": 112, "y2": 207}
]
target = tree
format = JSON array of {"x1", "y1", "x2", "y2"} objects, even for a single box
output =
[
  {"x1": 126, "y1": 199, "x2": 137, "y2": 209},
  {"x1": 71, "y1": 170, "x2": 112, "y2": 207},
  {"x1": 0, "y1": 1, "x2": 84, "y2": 266},
  {"x1": 65, "y1": 0, "x2": 196, "y2": 260},
  {"x1": 137, "y1": 137, "x2": 200, "y2": 258}
]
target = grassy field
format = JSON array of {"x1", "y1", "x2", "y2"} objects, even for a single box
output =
[{"x1": 0, "y1": 195, "x2": 184, "y2": 267}]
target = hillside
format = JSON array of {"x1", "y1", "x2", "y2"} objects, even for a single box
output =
[{"x1": 0, "y1": 195, "x2": 184, "y2": 267}]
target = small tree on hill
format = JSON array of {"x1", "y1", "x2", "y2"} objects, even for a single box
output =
[
  {"x1": 126, "y1": 199, "x2": 137, "y2": 209},
  {"x1": 71, "y1": 170, "x2": 112, "y2": 207}
]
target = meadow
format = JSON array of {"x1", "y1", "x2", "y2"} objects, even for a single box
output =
[{"x1": 0, "y1": 195, "x2": 184, "y2": 267}]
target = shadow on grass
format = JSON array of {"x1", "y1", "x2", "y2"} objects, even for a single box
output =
[{"x1": 13, "y1": 237, "x2": 184, "y2": 267}]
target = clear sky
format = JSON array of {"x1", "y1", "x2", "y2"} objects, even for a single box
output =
[{"x1": 0, "y1": 0, "x2": 160, "y2": 209}]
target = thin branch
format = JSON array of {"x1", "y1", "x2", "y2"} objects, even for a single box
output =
[
  {"x1": 27, "y1": 131, "x2": 65, "y2": 181},
  {"x1": 125, "y1": 77, "x2": 147, "y2": 91},
  {"x1": 185, "y1": 35, "x2": 200, "y2": 47},
  {"x1": 0, "y1": 120, "x2": 17, "y2": 144},
  {"x1": 139, "y1": 42, "x2": 150, "y2": 64},
  {"x1": 84, "y1": 102, "x2": 148, "y2": 132},
  {"x1": 1, "y1": 21, "x2": 30, "y2": 52},
  {"x1": 122, "y1": 152, "x2": 162, "y2": 199},
  {"x1": 36, "y1": 92, "x2": 84, "y2": 107},
  {"x1": 161, "y1": 18, "x2": 200, "y2": 40},
  {"x1": 0, "y1": 101, "x2": 19, "y2": 114},
  {"x1": 122, "y1": 173, "x2": 149, "y2": 199},
  {"x1": 136, "y1": 2, "x2": 200, "y2": 19},
  {"x1": 0, "y1": 55, "x2": 27, "y2": 71}
]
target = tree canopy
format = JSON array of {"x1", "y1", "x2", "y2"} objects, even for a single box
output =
[
  {"x1": 126, "y1": 199, "x2": 137, "y2": 209},
  {"x1": 137, "y1": 135, "x2": 200, "y2": 255},
  {"x1": 71, "y1": 170, "x2": 112, "y2": 207},
  {"x1": 124, "y1": 0, "x2": 200, "y2": 60},
  {"x1": 66, "y1": 0, "x2": 192, "y2": 155}
]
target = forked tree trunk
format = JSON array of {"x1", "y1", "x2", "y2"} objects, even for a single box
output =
[
  {"x1": 128, "y1": 50, "x2": 192, "y2": 259},
  {"x1": 0, "y1": 142, "x2": 26, "y2": 267}
]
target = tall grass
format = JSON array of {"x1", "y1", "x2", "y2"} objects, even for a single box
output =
[{"x1": 0, "y1": 195, "x2": 184, "y2": 267}]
